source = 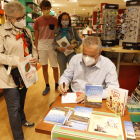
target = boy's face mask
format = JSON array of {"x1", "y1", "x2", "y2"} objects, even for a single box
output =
[{"x1": 43, "y1": 10, "x2": 50, "y2": 16}]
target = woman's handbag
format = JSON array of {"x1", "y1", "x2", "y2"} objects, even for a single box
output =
[
  {"x1": 4, "y1": 65, "x2": 24, "y2": 89},
  {"x1": 11, "y1": 68, "x2": 25, "y2": 88},
  {"x1": 71, "y1": 27, "x2": 83, "y2": 54}
]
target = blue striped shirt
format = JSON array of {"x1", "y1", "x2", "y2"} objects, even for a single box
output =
[{"x1": 59, "y1": 54, "x2": 119, "y2": 99}]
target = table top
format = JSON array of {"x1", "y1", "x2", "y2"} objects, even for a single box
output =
[
  {"x1": 102, "y1": 45, "x2": 140, "y2": 53},
  {"x1": 35, "y1": 95, "x2": 131, "y2": 140}
]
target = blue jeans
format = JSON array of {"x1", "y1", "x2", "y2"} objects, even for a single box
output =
[
  {"x1": 57, "y1": 52, "x2": 76, "y2": 76},
  {"x1": 3, "y1": 86, "x2": 27, "y2": 140}
]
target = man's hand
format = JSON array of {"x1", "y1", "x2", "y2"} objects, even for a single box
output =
[
  {"x1": 76, "y1": 93, "x2": 85, "y2": 103},
  {"x1": 58, "y1": 84, "x2": 67, "y2": 95},
  {"x1": 29, "y1": 58, "x2": 38, "y2": 67}
]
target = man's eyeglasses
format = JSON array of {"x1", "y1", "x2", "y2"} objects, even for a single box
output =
[{"x1": 10, "y1": 14, "x2": 26, "y2": 22}]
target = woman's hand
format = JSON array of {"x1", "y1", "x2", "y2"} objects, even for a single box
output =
[
  {"x1": 57, "y1": 47, "x2": 66, "y2": 52},
  {"x1": 67, "y1": 43, "x2": 77, "y2": 50},
  {"x1": 19, "y1": 57, "x2": 26, "y2": 62},
  {"x1": 29, "y1": 58, "x2": 37, "y2": 67}
]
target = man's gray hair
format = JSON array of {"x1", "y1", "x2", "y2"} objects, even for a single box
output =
[
  {"x1": 4, "y1": 1, "x2": 25, "y2": 17},
  {"x1": 82, "y1": 36, "x2": 102, "y2": 53}
]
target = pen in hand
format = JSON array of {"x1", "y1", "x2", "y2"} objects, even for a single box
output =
[{"x1": 63, "y1": 82, "x2": 66, "y2": 94}]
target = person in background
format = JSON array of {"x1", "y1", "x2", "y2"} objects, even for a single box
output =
[
  {"x1": 58, "y1": 36, "x2": 119, "y2": 103},
  {"x1": 33, "y1": 0, "x2": 59, "y2": 95},
  {"x1": 0, "y1": 1, "x2": 38, "y2": 140},
  {"x1": 53, "y1": 12, "x2": 82, "y2": 76}
]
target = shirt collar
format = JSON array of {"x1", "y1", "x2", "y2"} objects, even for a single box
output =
[{"x1": 80, "y1": 54, "x2": 101, "y2": 69}]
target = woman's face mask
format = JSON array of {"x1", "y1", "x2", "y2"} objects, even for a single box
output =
[
  {"x1": 61, "y1": 20, "x2": 69, "y2": 27},
  {"x1": 14, "y1": 19, "x2": 26, "y2": 29}
]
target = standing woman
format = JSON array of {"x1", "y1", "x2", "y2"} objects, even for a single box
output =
[
  {"x1": 0, "y1": 1, "x2": 38, "y2": 140},
  {"x1": 53, "y1": 12, "x2": 82, "y2": 76}
]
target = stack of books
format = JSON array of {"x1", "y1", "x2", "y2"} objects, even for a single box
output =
[
  {"x1": 132, "y1": 85, "x2": 140, "y2": 107},
  {"x1": 106, "y1": 86, "x2": 128, "y2": 116},
  {"x1": 127, "y1": 99, "x2": 140, "y2": 115},
  {"x1": 132, "y1": 122, "x2": 140, "y2": 139}
]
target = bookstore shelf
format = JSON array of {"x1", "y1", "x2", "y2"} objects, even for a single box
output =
[
  {"x1": 26, "y1": 25, "x2": 34, "y2": 31},
  {"x1": 26, "y1": 6, "x2": 33, "y2": 13},
  {"x1": 26, "y1": 16, "x2": 34, "y2": 23}
]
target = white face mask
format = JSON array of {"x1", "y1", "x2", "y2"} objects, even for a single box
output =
[
  {"x1": 14, "y1": 19, "x2": 26, "y2": 29},
  {"x1": 43, "y1": 10, "x2": 50, "y2": 16},
  {"x1": 61, "y1": 20, "x2": 69, "y2": 27},
  {"x1": 82, "y1": 54, "x2": 96, "y2": 66}
]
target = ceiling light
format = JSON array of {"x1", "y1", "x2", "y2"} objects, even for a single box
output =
[
  {"x1": 52, "y1": 0, "x2": 55, "y2": 2},
  {"x1": 73, "y1": 9, "x2": 75, "y2": 10},
  {"x1": 124, "y1": 0, "x2": 130, "y2": 1},
  {"x1": 52, "y1": 4, "x2": 58, "y2": 6},
  {"x1": 57, "y1": 8, "x2": 59, "y2": 9},
  {"x1": 82, "y1": 9, "x2": 85, "y2": 10}
]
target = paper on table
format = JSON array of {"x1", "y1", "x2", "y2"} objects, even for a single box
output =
[{"x1": 62, "y1": 93, "x2": 77, "y2": 103}]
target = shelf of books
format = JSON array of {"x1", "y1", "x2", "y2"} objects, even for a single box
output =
[
  {"x1": 18, "y1": 0, "x2": 41, "y2": 39},
  {"x1": 71, "y1": 20, "x2": 89, "y2": 30}
]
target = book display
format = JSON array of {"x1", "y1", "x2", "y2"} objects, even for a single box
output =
[
  {"x1": 106, "y1": 86, "x2": 128, "y2": 116},
  {"x1": 122, "y1": 0, "x2": 140, "y2": 50},
  {"x1": 85, "y1": 85, "x2": 103, "y2": 108},
  {"x1": 101, "y1": 4, "x2": 119, "y2": 46},
  {"x1": 71, "y1": 20, "x2": 89, "y2": 30},
  {"x1": 51, "y1": 109, "x2": 124, "y2": 140}
]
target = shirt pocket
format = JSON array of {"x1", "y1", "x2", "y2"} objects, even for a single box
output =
[{"x1": 49, "y1": 24, "x2": 55, "y2": 30}]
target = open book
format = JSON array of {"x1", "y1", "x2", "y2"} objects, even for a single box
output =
[{"x1": 56, "y1": 36, "x2": 74, "y2": 56}]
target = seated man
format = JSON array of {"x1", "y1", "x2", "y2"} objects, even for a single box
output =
[{"x1": 58, "y1": 36, "x2": 119, "y2": 103}]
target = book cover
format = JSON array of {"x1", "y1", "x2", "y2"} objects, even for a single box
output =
[
  {"x1": 124, "y1": 121, "x2": 136, "y2": 140},
  {"x1": 57, "y1": 111, "x2": 88, "y2": 131},
  {"x1": 56, "y1": 36, "x2": 74, "y2": 56},
  {"x1": 106, "y1": 86, "x2": 128, "y2": 116},
  {"x1": 85, "y1": 85, "x2": 103, "y2": 108},
  {"x1": 68, "y1": 106, "x2": 93, "y2": 124},
  {"x1": 44, "y1": 106, "x2": 69, "y2": 124}
]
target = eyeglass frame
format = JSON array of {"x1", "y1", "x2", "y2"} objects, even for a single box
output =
[{"x1": 9, "y1": 14, "x2": 26, "y2": 22}]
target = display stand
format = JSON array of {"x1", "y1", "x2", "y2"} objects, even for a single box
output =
[
  {"x1": 101, "y1": 4, "x2": 119, "y2": 46},
  {"x1": 122, "y1": 0, "x2": 140, "y2": 50}
]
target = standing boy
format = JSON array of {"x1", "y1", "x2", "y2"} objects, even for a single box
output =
[{"x1": 33, "y1": 0, "x2": 59, "y2": 95}]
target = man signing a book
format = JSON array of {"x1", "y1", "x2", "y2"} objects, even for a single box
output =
[{"x1": 58, "y1": 36, "x2": 119, "y2": 103}]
